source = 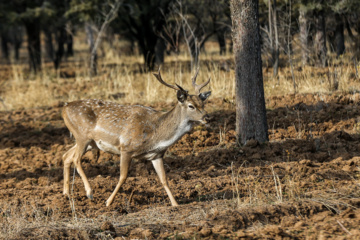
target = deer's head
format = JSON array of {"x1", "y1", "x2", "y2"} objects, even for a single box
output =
[{"x1": 153, "y1": 69, "x2": 211, "y2": 124}]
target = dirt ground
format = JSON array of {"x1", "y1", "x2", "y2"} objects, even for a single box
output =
[{"x1": 1, "y1": 92, "x2": 360, "y2": 239}]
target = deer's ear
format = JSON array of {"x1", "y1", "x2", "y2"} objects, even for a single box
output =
[
  {"x1": 199, "y1": 91, "x2": 211, "y2": 101},
  {"x1": 177, "y1": 90, "x2": 187, "y2": 103}
]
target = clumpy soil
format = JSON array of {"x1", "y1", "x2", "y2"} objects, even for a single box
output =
[{"x1": 1, "y1": 92, "x2": 360, "y2": 239}]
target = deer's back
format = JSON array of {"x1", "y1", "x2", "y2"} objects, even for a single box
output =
[{"x1": 62, "y1": 99, "x2": 162, "y2": 152}]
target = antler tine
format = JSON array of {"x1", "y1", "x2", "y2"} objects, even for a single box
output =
[
  {"x1": 153, "y1": 68, "x2": 180, "y2": 91},
  {"x1": 192, "y1": 68, "x2": 210, "y2": 94}
]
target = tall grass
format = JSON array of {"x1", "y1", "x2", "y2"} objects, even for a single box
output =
[{"x1": 0, "y1": 38, "x2": 359, "y2": 111}]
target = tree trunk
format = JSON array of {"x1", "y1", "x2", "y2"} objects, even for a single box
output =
[
  {"x1": 66, "y1": 33, "x2": 74, "y2": 57},
  {"x1": 299, "y1": 7, "x2": 309, "y2": 66},
  {"x1": 230, "y1": 0, "x2": 269, "y2": 144},
  {"x1": 314, "y1": 10, "x2": 327, "y2": 67},
  {"x1": 155, "y1": 37, "x2": 166, "y2": 66},
  {"x1": 85, "y1": 22, "x2": 97, "y2": 76},
  {"x1": 1, "y1": 32, "x2": 9, "y2": 61},
  {"x1": 24, "y1": 20, "x2": 41, "y2": 73},
  {"x1": 44, "y1": 27, "x2": 54, "y2": 61},
  {"x1": 216, "y1": 30, "x2": 226, "y2": 55},
  {"x1": 138, "y1": 28, "x2": 157, "y2": 71},
  {"x1": 13, "y1": 26, "x2": 23, "y2": 61},
  {"x1": 271, "y1": 0, "x2": 279, "y2": 77},
  {"x1": 54, "y1": 27, "x2": 66, "y2": 69},
  {"x1": 335, "y1": 14, "x2": 345, "y2": 57}
]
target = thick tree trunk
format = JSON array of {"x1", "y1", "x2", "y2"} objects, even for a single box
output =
[
  {"x1": 24, "y1": 20, "x2": 41, "y2": 73},
  {"x1": 314, "y1": 10, "x2": 327, "y2": 67},
  {"x1": 299, "y1": 8, "x2": 309, "y2": 66},
  {"x1": 230, "y1": 0, "x2": 269, "y2": 144},
  {"x1": 335, "y1": 14, "x2": 345, "y2": 57}
]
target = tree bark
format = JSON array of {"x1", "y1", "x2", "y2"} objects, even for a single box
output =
[
  {"x1": 299, "y1": 7, "x2": 309, "y2": 66},
  {"x1": 230, "y1": 0, "x2": 269, "y2": 144},
  {"x1": 24, "y1": 20, "x2": 41, "y2": 73},
  {"x1": 314, "y1": 10, "x2": 327, "y2": 67}
]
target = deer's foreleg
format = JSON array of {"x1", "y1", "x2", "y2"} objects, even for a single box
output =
[{"x1": 152, "y1": 158, "x2": 179, "y2": 206}]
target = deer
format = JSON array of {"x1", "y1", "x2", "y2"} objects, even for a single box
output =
[{"x1": 62, "y1": 69, "x2": 211, "y2": 207}]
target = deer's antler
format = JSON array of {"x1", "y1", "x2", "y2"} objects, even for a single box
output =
[
  {"x1": 192, "y1": 68, "x2": 210, "y2": 95},
  {"x1": 153, "y1": 69, "x2": 182, "y2": 91}
]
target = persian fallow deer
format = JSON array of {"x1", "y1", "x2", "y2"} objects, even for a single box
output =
[{"x1": 62, "y1": 69, "x2": 211, "y2": 206}]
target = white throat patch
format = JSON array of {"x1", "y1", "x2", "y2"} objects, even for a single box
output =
[{"x1": 154, "y1": 120, "x2": 192, "y2": 150}]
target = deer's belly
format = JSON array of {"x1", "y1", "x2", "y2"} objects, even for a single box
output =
[{"x1": 95, "y1": 140, "x2": 121, "y2": 155}]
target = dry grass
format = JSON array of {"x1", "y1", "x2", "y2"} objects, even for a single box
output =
[
  {"x1": 0, "y1": 201, "x2": 118, "y2": 239},
  {"x1": 1, "y1": 36, "x2": 360, "y2": 238},
  {"x1": 1, "y1": 37, "x2": 359, "y2": 111}
]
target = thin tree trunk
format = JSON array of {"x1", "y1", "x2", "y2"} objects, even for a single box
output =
[
  {"x1": 44, "y1": 27, "x2": 54, "y2": 61},
  {"x1": 85, "y1": 22, "x2": 97, "y2": 76},
  {"x1": 1, "y1": 32, "x2": 9, "y2": 61},
  {"x1": 66, "y1": 33, "x2": 74, "y2": 57},
  {"x1": 24, "y1": 20, "x2": 41, "y2": 73},
  {"x1": 287, "y1": 0, "x2": 296, "y2": 93},
  {"x1": 155, "y1": 37, "x2": 166, "y2": 66},
  {"x1": 231, "y1": 0, "x2": 269, "y2": 144},
  {"x1": 216, "y1": 30, "x2": 226, "y2": 55},
  {"x1": 54, "y1": 27, "x2": 66, "y2": 69},
  {"x1": 13, "y1": 26, "x2": 23, "y2": 61},
  {"x1": 86, "y1": 0, "x2": 122, "y2": 76},
  {"x1": 299, "y1": 7, "x2": 309, "y2": 66},
  {"x1": 272, "y1": 0, "x2": 279, "y2": 77},
  {"x1": 314, "y1": 10, "x2": 327, "y2": 67},
  {"x1": 335, "y1": 14, "x2": 345, "y2": 57}
]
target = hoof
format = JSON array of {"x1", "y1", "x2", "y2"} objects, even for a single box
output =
[{"x1": 86, "y1": 189, "x2": 93, "y2": 200}]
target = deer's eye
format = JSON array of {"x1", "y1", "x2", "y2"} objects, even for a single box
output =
[{"x1": 188, "y1": 104, "x2": 195, "y2": 110}]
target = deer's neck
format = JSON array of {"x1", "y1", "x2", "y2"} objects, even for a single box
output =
[{"x1": 153, "y1": 104, "x2": 192, "y2": 150}]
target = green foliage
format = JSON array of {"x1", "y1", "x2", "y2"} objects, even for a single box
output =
[
  {"x1": 330, "y1": 0, "x2": 360, "y2": 14},
  {"x1": 65, "y1": 0, "x2": 100, "y2": 22}
]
